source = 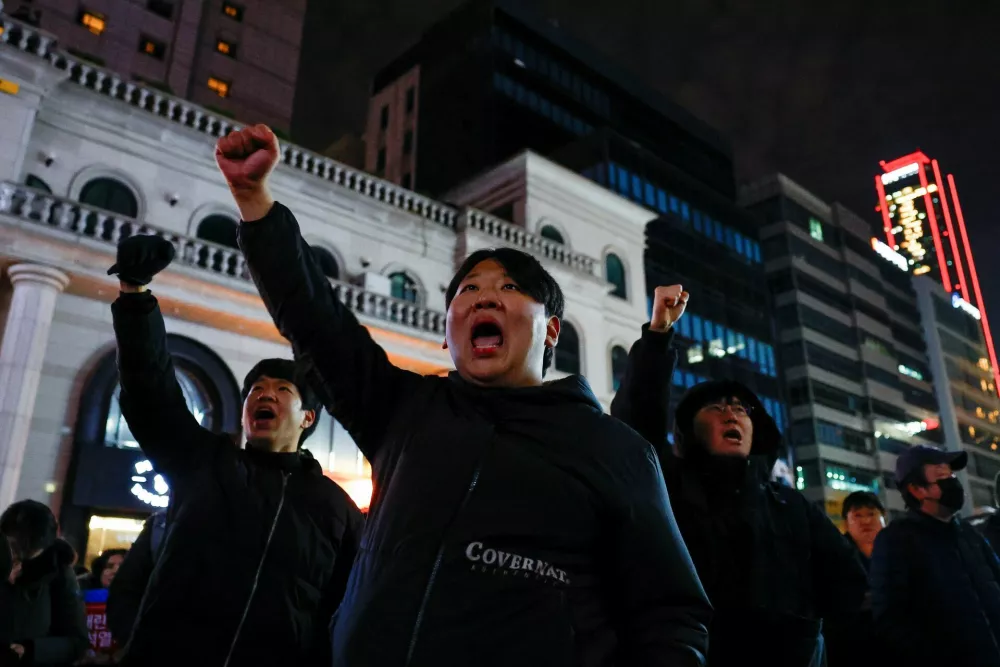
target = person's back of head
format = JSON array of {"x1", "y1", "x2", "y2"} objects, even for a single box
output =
[{"x1": 0, "y1": 499, "x2": 57, "y2": 561}]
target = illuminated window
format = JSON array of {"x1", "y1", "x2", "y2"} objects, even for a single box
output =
[
  {"x1": 139, "y1": 36, "x2": 166, "y2": 59},
  {"x1": 216, "y1": 40, "x2": 236, "y2": 57},
  {"x1": 222, "y1": 2, "x2": 244, "y2": 20},
  {"x1": 78, "y1": 10, "x2": 106, "y2": 35},
  {"x1": 969, "y1": 425, "x2": 977, "y2": 438},
  {"x1": 809, "y1": 218, "x2": 824, "y2": 242},
  {"x1": 207, "y1": 77, "x2": 230, "y2": 98}
]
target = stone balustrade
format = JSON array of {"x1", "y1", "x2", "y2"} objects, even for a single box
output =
[
  {"x1": 0, "y1": 14, "x2": 57, "y2": 57},
  {"x1": 0, "y1": 182, "x2": 447, "y2": 336},
  {"x1": 461, "y1": 208, "x2": 598, "y2": 276}
]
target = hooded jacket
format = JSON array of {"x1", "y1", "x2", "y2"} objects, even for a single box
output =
[
  {"x1": 0, "y1": 539, "x2": 88, "y2": 665},
  {"x1": 611, "y1": 327, "x2": 868, "y2": 667},
  {"x1": 237, "y1": 202, "x2": 712, "y2": 667},
  {"x1": 110, "y1": 292, "x2": 364, "y2": 667}
]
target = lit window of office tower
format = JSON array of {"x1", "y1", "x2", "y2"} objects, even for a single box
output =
[{"x1": 875, "y1": 151, "x2": 998, "y2": 395}]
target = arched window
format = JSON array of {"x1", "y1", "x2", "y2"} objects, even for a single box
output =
[
  {"x1": 605, "y1": 253, "x2": 627, "y2": 299},
  {"x1": 104, "y1": 368, "x2": 214, "y2": 450},
  {"x1": 555, "y1": 321, "x2": 581, "y2": 374},
  {"x1": 611, "y1": 345, "x2": 629, "y2": 392},
  {"x1": 196, "y1": 214, "x2": 239, "y2": 249},
  {"x1": 25, "y1": 174, "x2": 52, "y2": 193},
  {"x1": 539, "y1": 225, "x2": 564, "y2": 244},
  {"x1": 389, "y1": 271, "x2": 419, "y2": 303},
  {"x1": 80, "y1": 177, "x2": 138, "y2": 217},
  {"x1": 311, "y1": 246, "x2": 340, "y2": 280}
]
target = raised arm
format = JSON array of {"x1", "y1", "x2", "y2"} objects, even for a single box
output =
[
  {"x1": 610, "y1": 285, "x2": 686, "y2": 461},
  {"x1": 216, "y1": 125, "x2": 416, "y2": 458},
  {"x1": 612, "y1": 445, "x2": 711, "y2": 666}
]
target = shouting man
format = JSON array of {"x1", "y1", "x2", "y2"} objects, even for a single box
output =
[
  {"x1": 611, "y1": 286, "x2": 869, "y2": 667},
  {"x1": 216, "y1": 124, "x2": 711, "y2": 666},
  {"x1": 107, "y1": 238, "x2": 363, "y2": 667}
]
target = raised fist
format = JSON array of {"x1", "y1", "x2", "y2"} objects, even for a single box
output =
[
  {"x1": 215, "y1": 124, "x2": 280, "y2": 194},
  {"x1": 650, "y1": 284, "x2": 689, "y2": 333},
  {"x1": 108, "y1": 234, "x2": 176, "y2": 286}
]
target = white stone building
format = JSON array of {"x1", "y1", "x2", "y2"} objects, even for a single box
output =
[{"x1": 0, "y1": 15, "x2": 653, "y2": 563}]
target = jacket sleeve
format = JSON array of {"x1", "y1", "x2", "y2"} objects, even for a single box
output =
[
  {"x1": 870, "y1": 526, "x2": 935, "y2": 662},
  {"x1": 609, "y1": 326, "x2": 676, "y2": 462},
  {"x1": 237, "y1": 202, "x2": 418, "y2": 461},
  {"x1": 27, "y1": 567, "x2": 88, "y2": 665},
  {"x1": 312, "y1": 506, "x2": 364, "y2": 665},
  {"x1": 111, "y1": 291, "x2": 220, "y2": 477},
  {"x1": 611, "y1": 445, "x2": 711, "y2": 666},
  {"x1": 107, "y1": 517, "x2": 156, "y2": 644}
]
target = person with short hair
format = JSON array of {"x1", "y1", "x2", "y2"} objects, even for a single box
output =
[
  {"x1": 216, "y1": 124, "x2": 712, "y2": 666},
  {"x1": 0, "y1": 499, "x2": 88, "y2": 665},
  {"x1": 870, "y1": 445, "x2": 1000, "y2": 666},
  {"x1": 840, "y1": 491, "x2": 885, "y2": 571},
  {"x1": 79, "y1": 549, "x2": 127, "y2": 591},
  {"x1": 106, "y1": 236, "x2": 364, "y2": 667}
]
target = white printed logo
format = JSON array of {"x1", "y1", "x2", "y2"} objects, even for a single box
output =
[{"x1": 464, "y1": 542, "x2": 570, "y2": 585}]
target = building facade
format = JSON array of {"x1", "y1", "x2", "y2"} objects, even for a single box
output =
[
  {"x1": 4, "y1": 0, "x2": 305, "y2": 130},
  {"x1": 875, "y1": 151, "x2": 999, "y2": 396},
  {"x1": 742, "y1": 175, "x2": 944, "y2": 522},
  {"x1": 0, "y1": 14, "x2": 649, "y2": 566}
]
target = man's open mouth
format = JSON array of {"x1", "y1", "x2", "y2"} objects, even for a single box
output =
[
  {"x1": 471, "y1": 320, "x2": 504, "y2": 350},
  {"x1": 722, "y1": 428, "x2": 742, "y2": 443},
  {"x1": 253, "y1": 406, "x2": 277, "y2": 423}
]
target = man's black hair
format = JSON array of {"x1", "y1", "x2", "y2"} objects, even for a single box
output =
[
  {"x1": 241, "y1": 359, "x2": 321, "y2": 446},
  {"x1": 841, "y1": 491, "x2": 886, "y2": 519},
  {"x1": 444, "y1": 247, "x2": 565, "y2": 375},
  {"x1": 899, "y1": 470, "x2": 927, "y2": 510},
  {"x1": 0, "y1": 499, "x2": 58, "y2": 558}
]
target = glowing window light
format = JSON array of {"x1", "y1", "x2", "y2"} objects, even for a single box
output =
[
  {"x1": 952, "y1": 293, "x2": 982, "y2": 320},
  {"x1": 898, "y1": 364, "x2": 924, "y2": 381}
]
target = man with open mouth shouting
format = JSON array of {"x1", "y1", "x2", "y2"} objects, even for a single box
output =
[
  {"x1": 106, "y1": 236, "x2": 363, "y2": 667},
  {"x1": 217, "y1": 124, "x2": 711, "y2": 666},
  {"x1": 611, "y1": 290, "x2": 869, "y2": 667}
]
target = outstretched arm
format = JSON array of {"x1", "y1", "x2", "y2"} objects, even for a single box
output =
[
  {"x1": 610, "y1": 285, "x2": 687, "y2": 462},
  {"x1": 218, "y1": 125, "x2": 417, "y2": 460}
]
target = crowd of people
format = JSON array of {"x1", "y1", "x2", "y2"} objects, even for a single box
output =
[{"x1": 3, "y1": 123, "x2": 1000, "y2": 665}]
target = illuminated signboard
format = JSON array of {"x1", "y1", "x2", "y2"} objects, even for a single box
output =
[
  {"x1": 952, "y1": 293, "x2": 982, "y2": 320},
  {"x1": 893, "y1": 186, "x2": 927, "y2": 262},
  {"x1": 871, "y1": 238, "x2": 909, "y2": 271},
  {"x1": 130, "y1": 459, "x2": 169, "y2": 508},
  {"x1": 880, "y1": 162, "x2": 919, "y2": 185}
]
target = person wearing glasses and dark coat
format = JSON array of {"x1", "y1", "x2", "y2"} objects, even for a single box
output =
[{"x1": 611, "y1": 286, "x2": 868, "y2": 667}]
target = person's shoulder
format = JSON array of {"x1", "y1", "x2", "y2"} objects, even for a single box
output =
[{"x1": 591, "y1": 411, "x2": 662, "y2": 461}]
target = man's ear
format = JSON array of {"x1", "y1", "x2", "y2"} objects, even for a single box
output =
[
  {"x1": 301, "y1": 409, "x2": 316, "y2": 431},
  {"x1": 545, "y1": 315, "x2": 561, "y2": 348}
]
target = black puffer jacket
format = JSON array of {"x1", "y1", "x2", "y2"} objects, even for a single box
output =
[
  {"x1": 238, "y1": 202, "x2": 712, "y2": 667},
  {"x1": 871, "y1": 509, "x2": 1000, "y2": 666},
  {"x1": 0, "y1": 540, "x2": 88, "y2": 665},
  {"x1": 611, "y1": 327, "x2": 868, "y2": 667},
  {"x1": 111, "y1": 292, "x2": 364, "y2": 667}
]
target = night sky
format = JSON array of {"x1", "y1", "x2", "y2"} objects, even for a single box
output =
[{"x1": 295, "y1": 0, "x2": 1000, "y2": 337}]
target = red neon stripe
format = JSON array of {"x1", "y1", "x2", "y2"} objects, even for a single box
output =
[
  {"x1": 949, "y1": 173, "x2": 1000, "y2": 393},
  {"x1": 932, "y1": 159, "x2": 969, "y2": 301},
  {"x1": 874, "y1": 174, "x2": 895, "y2": 246},
  {"x1": 879, "y1": 150, "x2": 930, "y2": 173},
  {"x1": 918, "y1": 163, "x2": 951, "y2": 292}
]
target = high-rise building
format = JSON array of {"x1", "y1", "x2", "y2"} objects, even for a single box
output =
[
  {"x1": 4, "y1": 0, "x2": 305, "y2": 130},
  {"x1": 367, "y1": 0, "x2": 785, "y2": 441},
  {"x1": 742, "y1": 174, "x2": 943, "y2": 522},
  {"x1": 874, "y1": 151, "x2": 998, "y2": 396}
]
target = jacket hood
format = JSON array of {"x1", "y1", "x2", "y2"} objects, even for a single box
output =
[
  {"x1": 244, "y1": 444, "x2": 324, "y2": 475},
  {"x1": 18, "y1": 538, "x2": 76, "y2": 586},
  {"x1": 672, "y1": 380, "x2": 782, "y2": 465},
  {"x1": 447, "y1": 372, "x2": 603, "y2": 412}
]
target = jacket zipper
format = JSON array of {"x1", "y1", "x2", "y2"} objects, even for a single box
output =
[
  {"x1": 222, "y1": 472, "x2": 289, "y2": 667},
  {"x1": 403, "y1": 462, "x2": 484, "y2": 666}
]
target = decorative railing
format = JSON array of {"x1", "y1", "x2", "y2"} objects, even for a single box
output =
[
  {"x1": 0, "y1": 14, "x2": 57, "y2": 57},
  {"x1": 0, "y1": 182, "x2": 447, "y2": 335},
  {"x1": 461, "y1": 209, "x2": 598, "y2": 276}
]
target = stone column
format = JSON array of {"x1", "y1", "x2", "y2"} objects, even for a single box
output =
[{"x1": 0, "y1": 264, "x2": 69, "y2": 509}]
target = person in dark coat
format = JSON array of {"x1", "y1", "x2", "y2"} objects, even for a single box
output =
[
  {"x1": 78, "y1": 549, "x2": 127, "y2": 591},
  {"x1": 971, "y1": 471, "x2": 1000, "y2": 553},
  {"x1": 611, "y1": 286, "x2": 869, "y2": 667},
  {"x1": 870, "y1": 445, "x2": 1000, "y2": 666},
  {"x1": 106, "y1": 513, "x2": 165, "y2": 646},
  {"x1": 216, "y1": 124, "x2": 712, "y2": 666},
  {"x1": 105, "y1": 237, "x2": 365, "y2": 667},
  {"x1": 0, "y1": 500, "x2": 88, "y2": 666}
]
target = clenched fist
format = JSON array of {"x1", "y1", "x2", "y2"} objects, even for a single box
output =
[
  {"x1": 215, "y1": 124, "x2": 279, "y2": 221},
  {"x1": 108, "y1": 234, "x2": 176, "y2": 287},
  {"x1": 650, "y1": 284, "x2": 689, "y2": 333}
]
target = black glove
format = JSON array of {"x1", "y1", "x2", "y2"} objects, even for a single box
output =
[{"x1": 107, "y1": 234, "x2": 176, "y2": 286}]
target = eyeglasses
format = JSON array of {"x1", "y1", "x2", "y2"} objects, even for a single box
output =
[{"x1": 702, "y1": 402, "x2": 753, "y2": 417}]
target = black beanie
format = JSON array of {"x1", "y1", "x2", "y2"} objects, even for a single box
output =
[{"x1": 241, "y1": 359, "x2": 321, "y2": 446}]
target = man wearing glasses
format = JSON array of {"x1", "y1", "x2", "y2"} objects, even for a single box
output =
[{"x1": 613, "y1": 305, "x2": 868, "y2": 667}]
